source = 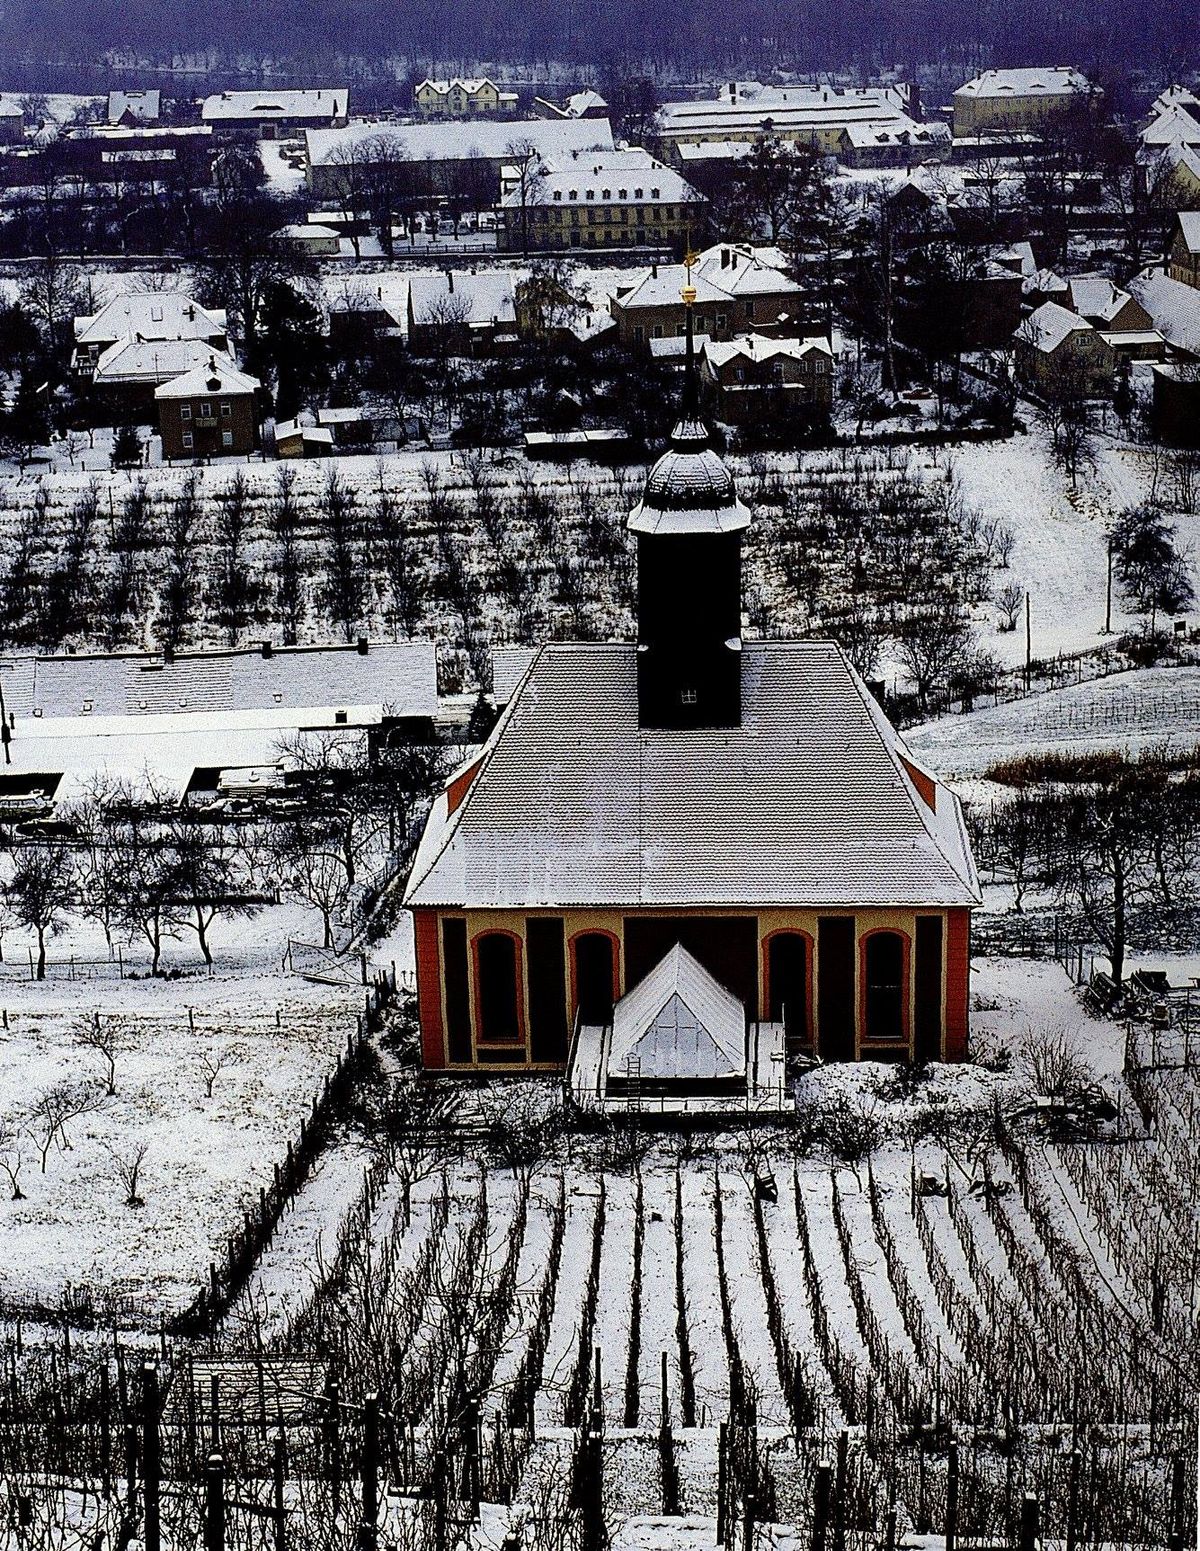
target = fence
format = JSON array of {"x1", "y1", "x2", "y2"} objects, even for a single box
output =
[{"x1": 172, "y1": 965, "x2": 399, "y2": 1338}]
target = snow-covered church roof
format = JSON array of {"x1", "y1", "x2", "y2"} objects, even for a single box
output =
[
  {"x1": 608, "y1": 944, "x2": 745, "y2": 1080},
  {"x1": 404, "y1": 640, "x2": 980, "y2": 911}
]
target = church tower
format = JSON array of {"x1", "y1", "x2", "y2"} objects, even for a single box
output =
[{"x1": 628, "y1": 278, "x2": 751, "y2": 730}]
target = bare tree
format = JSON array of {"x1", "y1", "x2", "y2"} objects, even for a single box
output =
[
  {"x1": 199, "y1": 1045, "x2": 240, "y2": 1099},
  {"x1": 4, "y1": 839, "x2": 74, "y2": 980},
  {"x1": 74, "y1": 1011, "x2": 133, "y2": 1096},
  {"x1": 105, "y1": 1139, "x2": 149, "y2": 1207},
  {"x1": 27, "y1": 1080, "x2": 105, "y2": 1172},
  {"x1": 0, "y1": 1119, "x2": 25, "y2": 1200}
]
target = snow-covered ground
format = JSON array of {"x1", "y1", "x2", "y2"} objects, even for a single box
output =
[{"x1": 908, "y1": 665, "x2": 1200, "y2": 781}]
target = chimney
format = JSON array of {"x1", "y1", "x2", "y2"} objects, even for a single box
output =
[
  {"x1": 721, "y1": 247, "x2": 730, "y2": 268},
  {"x1": 447, "y1": 269, "x2": 454, "y2": 293},
  {"x1": 261, "y1": 640, "x2": 273, "y2": 658},
  {"x1": 728, "y1": 82, "x2": 737, "y2": 101},
  {"x1": 651, "y1": 262, "x2": 658, "y2": 278},
  {"x1": 356, "y1": 636, "x2": 369, "y2": 656}
]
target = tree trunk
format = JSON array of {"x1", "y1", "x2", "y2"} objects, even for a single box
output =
[
  {"x1": 35, "y1": 926, "x2": 46, "y2": 981},
  {"x1": 196, "y1": 906, "x2": 214, "y2": 967},
  {"x1": 1110, "y1": 852, "x2": 1126, "y2": 984}
]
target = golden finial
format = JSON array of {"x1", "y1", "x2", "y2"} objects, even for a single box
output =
[{"x1": 681, "y1": 246, "x2": 699, "y2": 307}]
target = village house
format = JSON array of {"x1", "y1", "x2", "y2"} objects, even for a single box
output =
[
  {"x1": 107, "y1": 89, "x2": 161, "y2": 126},
  {"x1": 406, "y1": 270, "x2": 517, "y2": 354},
  {"x1": 403, "y1": 313, "x2": 980, "y2": 1081},
  {"x1": 73, "y1": 292, "x2": 228, "y2": 378},
  {"x1": 534, "y1": 89, "x2": 610, "y2": 121},
  {"x1": 1014, "y1": 301, "x2": 1117, "y2": 394},
  {"x1": 951, "y1": 68, "x2": 1095, "y2": 138},
  {"x1": 155, "y1": 357, "x2": 260, "y2": 460},
  {"x1": 1065, "y1": 276, "x2": 1154, "y2": 333},
  {"x1": 273, "y1": 221, "x2": 342, "y2": 257},
  {"x1": 610, "y1": 243, "x2": 806, "y2": 349},
  {"x1": 413, "y1": 77, "x2": 518, "y2": 117},
  {"x1": 202, "y1": 88, "x2": 349, "y2": 139},
  {"x1": 699, "y1": 333, "x2": 835, "y2": 425},
  {"x1": 0, "y1": 102, "x2": 23, "y2": 145},
  {"x1": 1128, "y1": 268, "x2": 1200, "y2": 362},
  {"x1": 497, "y1": 146, "x2": 704, "y2": 254},
  {"x1": 1168, "y1": 213, "x2": 1200, "y2": 290}
]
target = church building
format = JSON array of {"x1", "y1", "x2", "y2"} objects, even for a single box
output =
[{"x1": 403, "y1": 306, "x2": 980, "y2": 1078}]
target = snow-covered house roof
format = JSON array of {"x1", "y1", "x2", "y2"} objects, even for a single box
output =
[
  {"x1": 75, "y1": 292, "x2": 227, "y2": 348},
  {"x1": 306, "y1": 116, "x2": 613, "y2": 169},
  {"x1": 404, "y1": 640, "x2": 980, "y2": 910},
  {"x1": 1149, "y1": 85, "x2": 1200, "y2": 117},
  {"x1": 93, "y1": 339, "x2": 237, "y2": 387},
  {"x1": 612, "y1": 247, "x2": 801, "y2": 314},
  {"x1": 408, "y1": 271, "x2": 516, "y2": 328},
  {"x1": 1018, "y1": 300, "x2": 1094, "y2": 353},
  {"x1": 954, "y1": 67, "x2": 1091, "y2": 100},
  {"x1": 107, "y1": 89, "x2": 160, "y2": 125},
  {"x1": 0, "y1": 102, "x2": 22, "y2": 122},
  {"x1": 1067, "y1": 276, "x2": 1136, "y2": 325},
  {"x1": 565, "y1": 90, "x2": 607, "y2": 117},
  {"x1": 1127, "y1": 268, "x2": 1200, "y2": 358},
  {"x1": 607, "y1": 944, "x2": 745, "y2": 1079},
  {"x1": 154, "y1": 357, "x2": 260, "y2": 400},
  {"x1": 202, "y1": 88, "x2": 348, "y2": 124},
  {"x1": 1023, "y1": 267, "x2": 1069, "y2": 298},
  {"x1": 500, "y1": 147, "x2": 699, "y2": 209},
  {"x1": 703, "y1": 333, "x2": 834, "y2": 369},
  {"x1": 1139, "y1": 105, "x2": 1200, "y2": 149},
  {"x1": 1175, "y1": 212, "x2": 1200, "y2": 254}
]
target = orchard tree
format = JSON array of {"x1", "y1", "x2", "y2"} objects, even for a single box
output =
[{"x1": 4, "y1": 839, "x2": 74, "y2": 979}]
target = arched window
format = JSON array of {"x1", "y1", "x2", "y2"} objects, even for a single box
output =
[
  {"x1": 476, "y1": 933, "x2": 521, "y2": 1044},
  {"x1": 573, "y1": 932, "x2": 617, "y2": 1025},
  {"x1": 864, "y1": 932, "x2": 906, "y2": 1042},
  {"x1": 766, "y1": 931, "x2": 809, "y2": 1041}
]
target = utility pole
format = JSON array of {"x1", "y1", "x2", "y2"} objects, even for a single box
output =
[
  {"x1": 1104, "y1": 533, "x2": 1113, "y2": 634},
  {"x1": 1024, "y1": 591, "x2": 1032, "y2": 690}
]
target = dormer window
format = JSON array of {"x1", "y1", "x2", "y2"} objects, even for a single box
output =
[
  {"x1": 553, "y1": 189, "x2": 562, "y2": 201},
  {"x1": 634, "y1": 187, "x2": 643, "y2": 198},
  {"x1": 651, "y1": 187, "x2": 660, "y2": 199},
  {"x1": 618, "y1": 188, "x2": 627, "y2": 199},
  {"x1": 568, "y1": 189, "x2": 577, "y2": 200},
  {"x1": 680, "y1": 688, "x2": 698, "y2": 706},
  {"x1": 601, "y1": 188, "x2": 611, "y2": 199},
  {"x1": 586, "y1": 189, "x2": 594, "y2": 200}
]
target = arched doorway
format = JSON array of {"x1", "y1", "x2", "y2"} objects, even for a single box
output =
[
  {"x1": 864, "y1": 931, "x2": 906, "y2": 1043},
  {"x1": 766, "y1": 931, "x2": 809, "y2": 1043},
  {"x1": 476, "y1": 933, "x2": 521, "y2": 1044},
  {"x1": 574, "y1": 933, "x2": 616, "y2": 1025}
]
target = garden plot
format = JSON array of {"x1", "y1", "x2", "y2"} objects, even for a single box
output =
[{"x1": 0, "y1": 964, "x2": 359, "y2": 1316}]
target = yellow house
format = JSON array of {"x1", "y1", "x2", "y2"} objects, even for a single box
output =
[
  {"x1": 952, "y1": 68, "x2": 1094, "y2": 138},
  {"x1": 414, "y1": 77, "x2": 518, "y2": 118}
]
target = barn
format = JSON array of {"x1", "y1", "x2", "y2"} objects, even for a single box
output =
[{"x1": 403, "y1": 313, "x2": 980, "y2": 1078}]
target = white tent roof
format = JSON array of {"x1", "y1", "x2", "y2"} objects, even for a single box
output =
[{"x1": 608, "y1": 943, "x2": 745, "y2": 1080}]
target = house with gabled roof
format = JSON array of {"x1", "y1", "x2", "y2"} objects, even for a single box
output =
[
  {"x1": 155, "y1": 357, "x2": 261, "y2": 460},
  {"x1": 403, "y1": 303, "x2": 979, "y2": 1079},
  {"x1": 610, "y1": 243, "x2": 806, "y2": 349},
  {"x1": 1014, "y1": 301, "x2": 1117, "y2": 393},
  {"x1": 73, "y1": 291, "x2": 228, "y2": 378},
  {"x1": 1168, "y1": 212, "x2": 1200, "y2": 290}
]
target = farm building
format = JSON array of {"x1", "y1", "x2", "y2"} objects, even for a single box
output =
[{"x1": 404, "y1": 311, "x2": 979, "y2": 1079}]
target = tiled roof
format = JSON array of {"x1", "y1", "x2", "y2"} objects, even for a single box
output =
[
  {"x1": 404, "y1": 641, "x2": 980, "y2": 910},
  {"x1": 1067, "y1": 276, "x2": 1133, "y2": 324}
]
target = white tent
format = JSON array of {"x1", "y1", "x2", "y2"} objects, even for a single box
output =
[{"x1": 608, "y1": 944, "x2": 745, "y2": 1082}]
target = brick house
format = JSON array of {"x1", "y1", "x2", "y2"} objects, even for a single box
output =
[
  {"x1": 403, "y1": 316, "x2": 979, "y2": 1077},
  {"x1": 155, "y1": 358, "x2": 260, "y2": 460}
]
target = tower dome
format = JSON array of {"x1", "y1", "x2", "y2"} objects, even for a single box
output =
[{"x1": 628, "y1": 414, "x2": 751, "y2": 534}]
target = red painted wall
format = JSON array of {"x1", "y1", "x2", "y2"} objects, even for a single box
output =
[
  {"x1": 413, "y1": 908, "x2": 446, "y2": 1068},
  {"x1": 944, "y1": 907, "x2": 971, "y2": 1060}
]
